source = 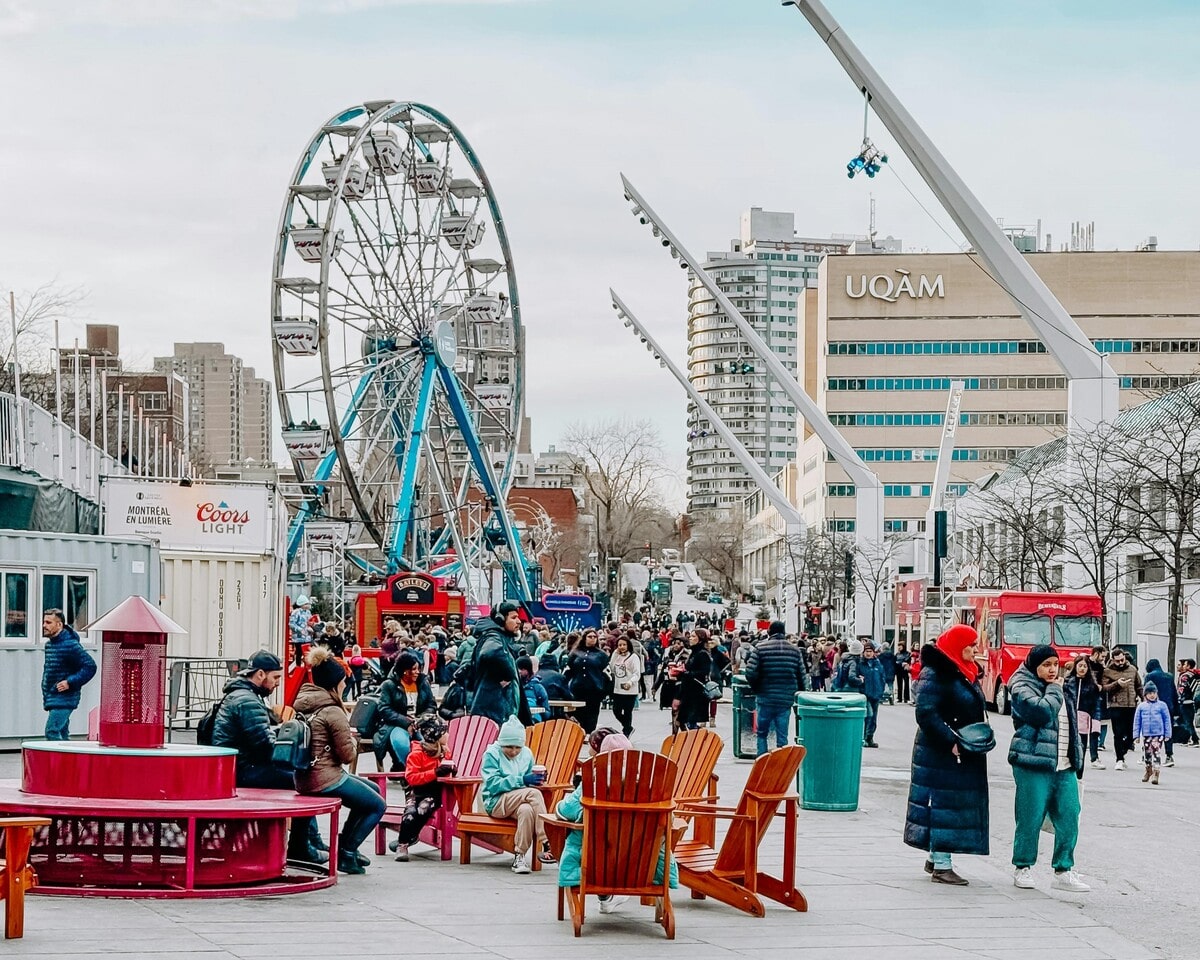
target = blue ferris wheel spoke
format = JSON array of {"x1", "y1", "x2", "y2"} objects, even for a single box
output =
[
  {"x1": 433, "y1": 358, "x2": 536, "y2": 601},
  {"x1": 286, "y1": 370, "x2": 376, "y2": 563},
  {"x1": 387, "y1": 355, "x2": 438, "y2": 573}
]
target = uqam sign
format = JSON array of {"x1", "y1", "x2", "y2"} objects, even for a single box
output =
[{"x1": 845, "y1": 269, "x2": 944, "y2": 303}]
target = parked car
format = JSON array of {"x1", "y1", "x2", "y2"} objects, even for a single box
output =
[
  {"x1": 707, "y1": 593, "x2": 723, "y2": 605},
  {"x1": 686, "y1": 584, "x2": 699, "y2": 596}
]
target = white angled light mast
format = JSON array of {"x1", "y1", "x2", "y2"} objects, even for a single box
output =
[
  {"x1": 609, "y1": 289, "x2": 805, "y2": 538},
  {"x1": 785, "y1": 0, "x2": 1120, "y2": 433},
  {"x1": 619, "y1": 174, "x2": 884, "y2": 637}
]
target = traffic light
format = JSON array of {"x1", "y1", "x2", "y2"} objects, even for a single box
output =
[
  {"x1": 844, "y1": 550, "x2": 854, "y2": 594},
  {"x1": 933, "y1": 509, "x2": 948, "y2": 587}
]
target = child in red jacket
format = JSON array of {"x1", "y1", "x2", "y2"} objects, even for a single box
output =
[{"x1": 391, "y1": 713, "x2": 453, "y2": 861}]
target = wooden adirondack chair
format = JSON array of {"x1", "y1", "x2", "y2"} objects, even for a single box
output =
[
  {"x1": 547, "y1": 750, "x2": 679, "y2": 939},
  {"x1": 369, "y1": 714, "x2": 499, "y2": 859},
  {"x1": 661, "y1": 729, "x2": 723, "y2": 846},
  {"x1": 675, "y1": 744, "x2": 806, "y2": 918},
  {"x1": 1, "y1": 817, "x2": 50, "y2": 939},
  {"x1": 456, "y1": 718, "x2": 585, "y2": 866}
]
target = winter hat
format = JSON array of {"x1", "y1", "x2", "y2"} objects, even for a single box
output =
[
  {"x1": 847, "y1": 639, "x2": 864, "y2": 656},
  {"x1": 1024, "y1": 645, "x2": 1058, "y2": 672},
  {"x1": 295, "y1": 595, "x2": 311, "y2": 607},
  {"x1": 1144, "y1": 680, "x2": 1158, "y2": 696},
  {"x1": 247, "y1": 649, "x2": 282, "y2": 673},
  {"x1": 768, "y1": 621, "x2": 786, "y2": 637},
  {"x1": 598, "y1": 733, "x2": 634, "y2": 754},
  {"x1": 308, "y1": 647, "x2": 347, "y2": 689},
  {"x1": 935, "y1": 624, "x2": 980, "y2": 682},
  {"x1": 498, "y1": 715, "x2": 526, "y2": 747},
  {"x1": 587, "y1": 726, "x2": 621, "y2": 754},
  {"x1": 415, "y1": 712, "x2": 448, "y2": 743}
]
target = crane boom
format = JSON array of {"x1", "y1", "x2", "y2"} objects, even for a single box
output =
[{"x1": 785, "y1": 0, "x2": 1120, "y2": 432}]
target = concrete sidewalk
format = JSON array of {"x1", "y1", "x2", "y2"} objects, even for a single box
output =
[{"x1": 1, "y1": 704, "x2": 1161, "y2": 960}]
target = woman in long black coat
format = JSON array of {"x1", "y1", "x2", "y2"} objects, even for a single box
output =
[{"x1": 903, "y1": 624, "x2": 989, "y2": 886}]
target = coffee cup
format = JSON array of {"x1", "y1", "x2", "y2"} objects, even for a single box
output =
[{"x1": 532, "y1": 764, "x2": 547, "y2": 781}]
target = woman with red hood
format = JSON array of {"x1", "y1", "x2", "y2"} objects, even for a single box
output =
[{"x1": 903, "y1": 624, "x2": 990, "y2": 886}]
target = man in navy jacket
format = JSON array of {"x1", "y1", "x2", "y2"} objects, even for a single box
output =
[{"x1": 41, "y1": 608, "x2": 97, "y2": 740}]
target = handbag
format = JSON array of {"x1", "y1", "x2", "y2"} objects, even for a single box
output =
[
  {"x1": 703, "y1": 680, "x2": 722, "y2": 701},
  {"x1": 954, "y1": 721, "x2": 996, "y2": 754}
]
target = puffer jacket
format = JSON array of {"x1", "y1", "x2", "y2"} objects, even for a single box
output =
[
  {"x1": 1008, "y1": 666, "x2": 1081, "y2": 774},
  {"x1": 41, "y1": 626, "x2": 97, "y2": 710},
  {"x1": 1101, "y1": 660, "x2": 1143, "y2": 708},
  {"x1": 292, "y1": 683, "x2": 357, "y2": 794},
  {"x1": 212, "y1": 677, "x2": 276, "y2": 777},
  {"x1": 371, "y1": 674, "x2": 437, "y2": 757},
  {"x1": 745, "y1": 636, "x2": 807, "y2": 707},
  {"x1": 904, "y1": 643, "x2": 990, "y2": 856},
  {"x1": 1064, "y1": 671, "x2": 1102, "y2": 721},
  {"x1": 1133, "y1": 699, "x2": 1172, "y2": 739}
]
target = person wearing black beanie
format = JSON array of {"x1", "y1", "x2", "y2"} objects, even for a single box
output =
[
  {"x1": 292, "y1": 647, "x2": 386, "y2": 875},
  {"x1": 1008, "y1": 645, "x2": 1089, "y2": 893}
]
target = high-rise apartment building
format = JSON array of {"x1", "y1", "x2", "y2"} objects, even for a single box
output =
[
  {"x1": 801, "y1": 249, "x2": 1200, "y2": 534},
  {"x1": 154, "y1": 343, "x2": 273, "y2": 473},
  {"x1": 686, "y1": 208, "x2": 898, "y2": 516}
]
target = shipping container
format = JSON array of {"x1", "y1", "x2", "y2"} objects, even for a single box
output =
[
  {"x1": 159, "y1": 551, "x2": 286, "y2": 661},
  {"x1": 0, "y1": 529, "x2": 159, "y2": 747}
]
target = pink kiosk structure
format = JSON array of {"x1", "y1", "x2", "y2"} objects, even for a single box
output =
[{"x1": 0, "y1": 596, "x2": 339, "y2": 897}]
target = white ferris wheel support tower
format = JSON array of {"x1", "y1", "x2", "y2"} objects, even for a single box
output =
[
  {"x1": 784, "y1": 0, "x2": 1120, "y2": 433},
  {"x1": 619, "y1": 176, "x2": 884, "y2": 638}
]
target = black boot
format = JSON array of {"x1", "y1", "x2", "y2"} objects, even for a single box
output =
[{"x1": 337, "y1": 850, "x2": 366, "y2": 875}]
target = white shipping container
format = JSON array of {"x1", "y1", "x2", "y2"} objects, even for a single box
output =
[{"x1": 159, "y1": 552, "x2": 285, "y2": 661}]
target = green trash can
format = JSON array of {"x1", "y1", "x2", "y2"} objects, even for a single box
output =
[
  {"x1": 731, "y1": 675, "x2": 758, "y2": 759},
  {"x1": 794, "y1": 692, "x2": 867, "y2": 811}
]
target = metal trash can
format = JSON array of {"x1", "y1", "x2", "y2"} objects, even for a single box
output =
[
  {"x1": 731, "y1": 675, "x2": 758, "y2": 759},
  {"x1": 794, "y1": 692, "x2": 867, "y2": 811}
]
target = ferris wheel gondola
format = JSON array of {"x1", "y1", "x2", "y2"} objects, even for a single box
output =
[{"x1": 271, "y1": 100, "x2": 537, "y2": 599}]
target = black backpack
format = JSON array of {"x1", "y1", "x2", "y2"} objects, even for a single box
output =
[
  {"x1": 196, "y1": 700, "x2": 221, "y2": 746},
  {"x1": 348, "y1": 695, "x2": 380, "y2": 738},
  {"x1": 272, "y1": 714, "x2": 314, "y2": 773}
]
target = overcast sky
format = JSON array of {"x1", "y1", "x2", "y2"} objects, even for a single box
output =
[{"x1": 3, "y1": 0, "x2": 1197, "y2": 508}]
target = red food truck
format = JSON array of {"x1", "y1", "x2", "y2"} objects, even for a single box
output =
[{"x1": 956, "y1": 590, "x2": 1103, "y2": 714}]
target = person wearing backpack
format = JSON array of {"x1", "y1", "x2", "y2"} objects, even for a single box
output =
[
  {"x1": 293, "y1": 647, "x2": 387, "y2": 875},
  {"x1": 210, "y1": 649, "x2": 323, "y2": 865}
]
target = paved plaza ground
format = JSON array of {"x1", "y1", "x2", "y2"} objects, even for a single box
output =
[{"x1": 2, "y1": 700, "x2": 1191, "y2": 960}]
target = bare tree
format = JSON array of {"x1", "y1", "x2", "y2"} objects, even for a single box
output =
[
  {"x1": 855, "y1": 533, "x2": 913, "y2": 639},
  {"x1": 780, "y1": 528, "x2": 853, "y2": 632},
  {"x1": 1043, "y1": 427, "x2": 1137, "y2": 639},
  {"x1": 1110, "y1": 385, "x2": 1200, "y2": 665},
  {"x1": 969, "y1": 458, "x2": 1063, "y2": 591},
  {"x1": 688, "y1": 513, "x2": 745, "y2": 596},
  {"x1": 561, "y1": 418, "x2": 671, "y2": 567},
  {"x1": 0, "y1": 281, "x2": 88, "y2": 395}
]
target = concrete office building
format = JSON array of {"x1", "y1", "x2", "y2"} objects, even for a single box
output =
[
  {"x1": 799, "y1": 249, "x2": 1200, "y2": 534},
  {"x1": 686, "y1": 208, "x2": 900, "y2": 517},
  {"x1": 154, "y1": 343, "x2": 273, "y2": 474}
]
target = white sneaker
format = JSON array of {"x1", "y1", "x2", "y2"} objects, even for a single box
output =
[
  {"x1": 511, "y1": 853, "x2": 531, "y2": 875},
  {"x1": 393, "y1": 844, "x2": 409, "y2": 862},
  {"x1": 1090, "y1": 759, "x2": 1106, "y2": 770},
  {"x1": 1052, "y1": 870, "x2": 1090, "y2": 893},
  {"x1": 1166, "y1": 757, "x2": 1176, "y2": 767},
  {"x1": 1114, "y1": 760, "x2": 1126, "y2": 771},
  {"x1": 599, "y1": 895, "x2": 629, "y2": 914},
  {"x1": 1013, "y1": 866, "x2": 1035, "y2": 889}
]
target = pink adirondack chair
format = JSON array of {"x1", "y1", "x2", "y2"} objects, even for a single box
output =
[{"x1": 370, "y1": 714, "x2": 499, "y2": 859}]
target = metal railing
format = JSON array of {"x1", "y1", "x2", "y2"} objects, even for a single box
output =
[
  {"x1": 166, "y1": 657, "x2": 246, "y2": 739},
  {"x1": 0, "y1": 392, "x2": 127, "y2": 502}
]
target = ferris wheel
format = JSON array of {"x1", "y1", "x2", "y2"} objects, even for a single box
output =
[{"x1": 271, "y1": 100, "x2": 536, "y2": 599}]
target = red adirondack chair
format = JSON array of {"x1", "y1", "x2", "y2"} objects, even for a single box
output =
[
  {"x1": 1, "y1": 817, "x2": 50, "y2": 939},
  {"x1": 660, "y1": 729, "x2": 723, "y2": 846},
  {"x1": 457, "y1": 718, "x2": 585, "y2": 866},
  {"x1": 675, "y1": 744, "x2": 806, "y2": 917},
  {"x1": 545, "y1": 750, "x2": 679, "y2": 939},
  {"x1": 369, "y1": 714, "x2": 499, "y2": 859}
]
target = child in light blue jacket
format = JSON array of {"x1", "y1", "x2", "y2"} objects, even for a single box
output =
[
  {"x1": 480, "y1": 716, "x2": 554, "y2": 873},
  {"x1": 1133, "y1": 681, "x2": 1172, "y2": 784}
]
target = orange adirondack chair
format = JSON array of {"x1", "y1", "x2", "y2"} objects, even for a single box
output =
[
  {"x1": 549, "y1": 750, "x2": 679, "y2": 939},
  {"x1": 369, "y1": 714, "x2": 499, "y2": 859},
  {"x1": 675, "y1": 744, "x2": 806, "y2": 918},
  {"x1": 1, "y1": 817, "x2": 50, "y2": 939},
  {"x1": 456, "y1": 718, "x2": 585, "y2": 866},
  {"x1": 660, "y1": 729, "x2": 723, "y2": 846}
]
